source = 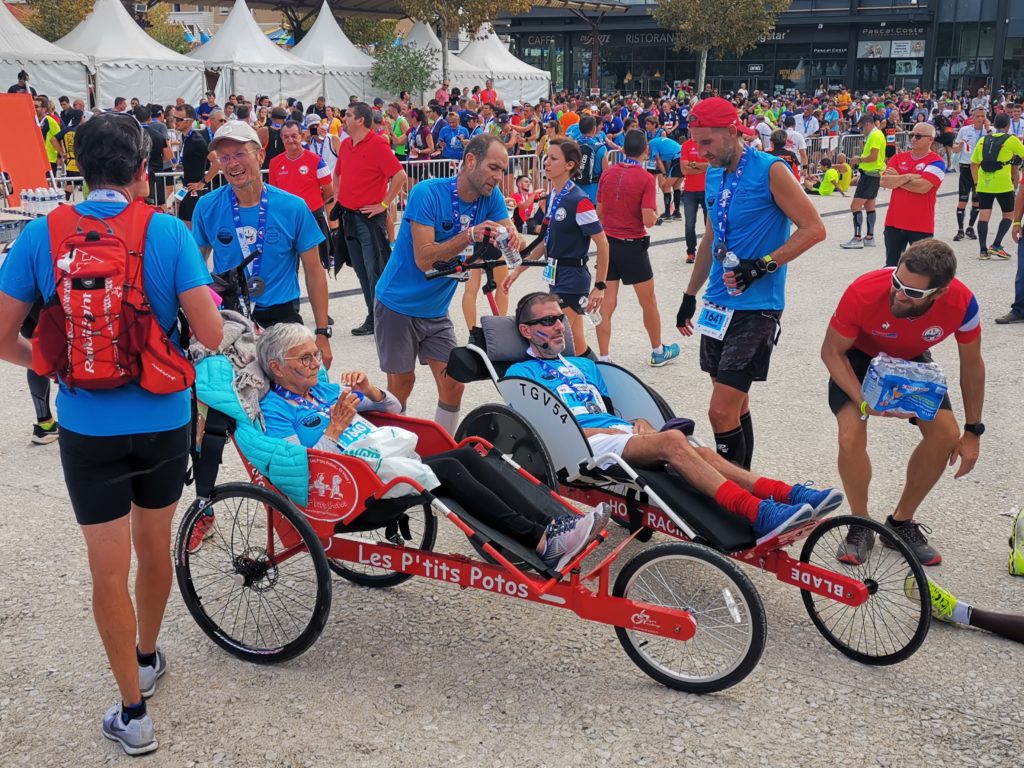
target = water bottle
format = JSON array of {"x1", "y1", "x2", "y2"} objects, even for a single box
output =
[
  {"x1": 495, "y1": 225, "x2": 523, "y2": 270},
  {"x1": 723, "y1": 250, "x2": 741, "y2": 296},
  {"x1": 579, "y1": 296, "x2": 602, "y2": 327},
  {"x1": 22, "y1": 189, "x2": 37, "y2": 215}
]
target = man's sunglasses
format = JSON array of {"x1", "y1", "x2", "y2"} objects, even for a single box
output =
[
  {"x1": 522, "y1": 313, "x2": 566, "y2": 327},
  {"x1": 892, "y1": 272, "x2": 939, "y2": 300},
  {"x1": 909, "y1": 132, "x2": 933, "y2": 140}
]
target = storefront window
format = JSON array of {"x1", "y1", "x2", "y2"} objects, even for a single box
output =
[
  {"x1": 514, "y1": 36, "x2": 566, "y2": 91},
  {"x1": 1003, "y1": 38, "x2": 1024, "y2": 89}
]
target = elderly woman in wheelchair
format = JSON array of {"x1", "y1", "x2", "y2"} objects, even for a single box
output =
[
  {"x1": 504, "y1": 293, "x2": 844, "y2": 543},
  {"x1": 256, "y1": 323, "x2": 607, "y2": 570}
]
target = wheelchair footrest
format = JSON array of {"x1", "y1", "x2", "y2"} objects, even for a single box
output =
[{"x1": 448, "y1": 503, "x2": 561, "y2": 581}]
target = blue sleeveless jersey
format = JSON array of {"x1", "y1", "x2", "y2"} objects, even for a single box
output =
[{"x1": 703, "y1": 150, "x2": 791, "y2": 310}]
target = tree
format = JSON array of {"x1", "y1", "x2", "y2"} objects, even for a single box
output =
[
  {"x1": 145, "y1": 3, "x2": 188, "y2": 54},
  {"x1": 343, "y1": 18, "x2": 398, "y2": 51},
  {"x1": 653, "y1": 0, "x2": 792, "y2": 95},
  {"x1": 23, "y1": 0, "x2": 93, "y2": 42},
  {"x1": 370, "y1": 43, "x2": 438, "y2": 97}
]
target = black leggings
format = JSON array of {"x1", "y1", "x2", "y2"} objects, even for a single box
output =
[{"x1": 424, "y1": 447, "x2": 553, "y2": 548}]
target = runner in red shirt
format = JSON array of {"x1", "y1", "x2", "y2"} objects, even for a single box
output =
[
  {"x1": 269, "y1": 120, "x2": 334, "y2": 269},
  {"x1": 880, "y1": 123, "x2": 946, "y2": 267},
  {"x1": 821, "y1": 240, "x2": 986, "y2": 567},
  {"x1": 679, "y1": 137, "x2": 708, "y2": 263},
  {"x1": 595, "y1": 129, "x2": 679, "y2": 366},
  {"x1": 479, "y1": 79, "x2": 498, "y2": 105}
]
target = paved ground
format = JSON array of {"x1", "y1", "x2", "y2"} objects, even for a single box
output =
[{"x1": 1, "y1": 172, "x2": 1022, "y2": 766}]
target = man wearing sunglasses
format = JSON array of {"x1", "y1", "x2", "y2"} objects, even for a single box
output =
[
  {"x1": 821, "y1": 239, "x2": 985, "y2": 567},
  {"x1": 879, "y1": 122, "x2": 945, "y2": 268}
]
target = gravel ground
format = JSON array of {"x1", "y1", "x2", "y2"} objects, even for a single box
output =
[{"x1": 1, "y1": 172, "x2": 1022, "y2": 766}]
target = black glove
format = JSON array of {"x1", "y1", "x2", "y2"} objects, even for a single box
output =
[
  {"x1": 727, "y1": 258, "x2": 769, "y2": 293},
  {"x1": 676, "y1": 293, "x2": 697, "y2": 327}
]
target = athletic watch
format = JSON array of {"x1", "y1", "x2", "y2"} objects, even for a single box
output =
[
  {"x1": 314, "y1": 327, "x2": 333, "y2": 338},
  {"x1": 760, "y1": 255, "x2": 779, "y2": 273},
  {"x1": 963, "y1": 422, "x2": 985, "y2": 436},
  {"x1": 594, "y1": 281, "x2": 607, "y2": 291}
]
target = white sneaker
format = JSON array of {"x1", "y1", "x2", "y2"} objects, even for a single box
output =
[
  {"x1": 138, "y1": 646, "x2": 167, "y2": 699},
  {"x1": 102, "y1": 704, "x2": 158, "y2": 756},
  {"x1": 541, "y1": 511, "x2": 596, "y2": 570},
  {"x1": 863, "y1": 237, "x2": 876, "y2": 248},
  {"x1": 841, "y1": 238, "x2": 864, "y2": 249}
]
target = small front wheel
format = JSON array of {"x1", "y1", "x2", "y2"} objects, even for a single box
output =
[
  {"x1": 613, "y1": 541, "x2": 766, "y2": 694},
  {"x1": 174, "y1": 483, "x2": 332, "y2": 664}
]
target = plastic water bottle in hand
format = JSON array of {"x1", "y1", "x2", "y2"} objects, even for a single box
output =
[
  {"x1": 496, "y1": 225, "x2": 523, "y2": 270},
  {"x1": 723, "y1": 250, "x2": 741, "y2": 296},
  {"x1": 580, "y1": 296, "x2": 602, "y2": 327}
]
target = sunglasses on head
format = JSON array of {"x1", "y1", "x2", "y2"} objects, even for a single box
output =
[
  {"x1": 891, "y1": 271, "x2": 939, "y2": 300},
  {"x1": 522, "y1": 313, "x2": 566, "y2": 327}
]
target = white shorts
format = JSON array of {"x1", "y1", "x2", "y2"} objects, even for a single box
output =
[{"x1": 586, "y1": 424, "x2": 635, "y2": 469}]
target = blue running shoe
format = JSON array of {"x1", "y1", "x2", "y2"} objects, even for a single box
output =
[
  {"x1": 650, "y1": 343, "x2": 681, "y2": 367},
  {"x1": 788, "y1": 483, "x2": 844, "y2": 518},
  {"x1": 102, "y1": 704, "x2": 158, "y2": 756},
  {"x1": 754, "y1": 499, "x2": 814, "y2": 542}
]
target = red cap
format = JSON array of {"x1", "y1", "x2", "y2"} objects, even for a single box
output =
[{"x1": 688, "y1": 97, "x2": 754, "y2": 135}]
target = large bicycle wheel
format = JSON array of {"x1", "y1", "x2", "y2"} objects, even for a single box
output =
[
  {"x1": 174, "y1": 483, "x2": 332, "y2": 664},
  {"x1": 800, "y1": 515, "x2": 930, "y2": 665},
  {"x1": 613, "y1": 541, "x2": 766, "y2": 694},
  {"x1": 327, "y1": 499, "x2": 438, "y2": 587},
  {"x1": 455, "y1": 404, "x2": 557, "y2": 489}
]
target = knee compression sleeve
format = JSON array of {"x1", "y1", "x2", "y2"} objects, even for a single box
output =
[
  {"x1": 866, "y1": 210, "x2": 876, "y2": 236},
  {"x1": 739, "y1": 411, "x2": 754, "y2": 469}
]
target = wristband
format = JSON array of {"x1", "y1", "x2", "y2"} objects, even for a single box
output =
[
  {"x1": 859, "y1": 400, "x2": 869, "y2": 420},
  {"x1": 1013, "y1": 221, "x2": 1022, "y2": 228},
  {"x1": 381, "y1": 200, "x2": 388, "y2": 209}
]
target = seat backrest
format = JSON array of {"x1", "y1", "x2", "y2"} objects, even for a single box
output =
[
  {"x1": 595, "y1": 362, "x2": 674, "y2": 429},
  {"x1": 479, "y1": 314, "x2": 575, "y2": 364}
]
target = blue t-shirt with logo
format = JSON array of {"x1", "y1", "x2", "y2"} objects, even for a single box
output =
[
  {"x1": 190, "y1": 184, "x2": 324, "y2": 308},
  {"x1": 438, "y1": 125, "x2": 470, "y2": 159},
  {"x1": 649, "y1": 136, "x2": 682, "y2": 164},
  {"x1": 505, "y1": 355, "x2": 631, "y2": 430},
  {"x1": 375, "y1": 177, "x2": 508, "y2": 318},
  {"x1": 0, "y1": 201, "x2": 212, "y2": 435}
]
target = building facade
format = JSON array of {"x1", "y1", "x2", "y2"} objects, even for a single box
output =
[{"x1": 504, "y1": 0, "x2": 1024, "y2": 95}]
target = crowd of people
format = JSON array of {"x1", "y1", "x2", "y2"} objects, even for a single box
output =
[{"x1": 3, "y1": 68, "x2": 1024, "y2": 757}]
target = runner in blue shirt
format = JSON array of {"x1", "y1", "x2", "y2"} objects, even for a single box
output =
[
  {"x1": 437, "y1": 111, "x2": 470, "y2": 160},
  {"x1": 649, "y1": 135, "x2": 683, "y2": 222}
]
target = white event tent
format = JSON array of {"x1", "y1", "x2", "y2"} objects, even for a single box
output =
[
  {"x1": 457, "y1": 25, "x2": 551, "y2": 104},
  {"x1": 290, "y1": 1, "x2": 372, "y2": 103},
  {"x1": 56, "y1": 0, "x2": 204, "y2": 107},
  {"x1": 188, "y1": 0, "x2": 320, "y2": 107},
  {"x1": 402, "y1": 21, "x2": 487, "y2": 93},
  {"x1": 0, "y1": 3, "x2": 90, "y2": 102}
]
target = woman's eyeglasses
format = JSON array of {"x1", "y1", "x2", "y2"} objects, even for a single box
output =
[
  {"x1": 283, "y1": 350, "x2": 323, "y2": 368},
  {"x1": 522, "y1": 313, "x2": 566, "y2": 327},
  {"x1": 891, "y1": 272, "x2": 939, "y2": 300}
]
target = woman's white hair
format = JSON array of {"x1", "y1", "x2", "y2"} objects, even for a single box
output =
[{"x1": 256, "y1": 323, "x2": 315, "y2": 379}]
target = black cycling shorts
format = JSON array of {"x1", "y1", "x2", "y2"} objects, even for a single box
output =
[
  {"x1": 958, "y1": 165, "x2": 977, "y2": 202},
  {"x1": 253, "y1": 299, "x2": 303, "y2": 328},
  {"x1": 977, "y1": 190, "x2": 1015, "y2": 212},
  {"x1": 606, "y1": 236, "x2": 653, "y2": 285},
  {"x1": 854, "y1": 172, "x2": 881, "y2": 200},
  {"x1": 827, "y1": 348, "x2": 953, "y2": 416},
  {"x1": 666, "y1": 159, "x2": 683, "y2": 179},
  {"x1": 699, "y1": 309, "x2": 782, "y2": 393},
  {"x1": 59, "y1": 426, "x2": 190, "y2": 525},
  {"x1": 557, "y1": 291, "x2": 589, "y2": 315}
]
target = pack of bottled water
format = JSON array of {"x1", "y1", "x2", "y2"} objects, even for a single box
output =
[
  {"x1": 861, "y1": 352, "x2": 948, "y2": 421},
  {"x1": 20, "y1": 187, "x2": 63, "y2": 215}
]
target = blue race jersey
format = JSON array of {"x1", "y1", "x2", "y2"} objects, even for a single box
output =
[
  {"x1": 703, "y1": 149, "x2": 791, "y2": 310},
  {"x1": 505, "y1": 356, "x2": 632, "y2": 430},
  {"x1": 649, "y1": 136, "x2": 682, "y2": 163},
  {"x1": 191, "y1": 184, "x2": 324, "y2": 308},
  {"x1": 0, "y1": 201, "x2": 211, "y2": 435},
  {"x1": 375, "y1": 177, "x2": 508, "y2": 318},
  {"x1": 438, "y1": 125, "x2": 469, "y2": 159}
]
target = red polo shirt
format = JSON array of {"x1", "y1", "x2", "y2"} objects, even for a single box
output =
[
  {"x1": 680, "y1": 139, "x2": 707, "y2": 193},
  {"x1": 268, "y1": 149, "x2": 331, "y2": 212},
  {"x1": 334, "y1": 132, "x2": 403, "y2": 210},
  {"x1": 596, "y1": 161, "x2": 657, "y2": 239}
]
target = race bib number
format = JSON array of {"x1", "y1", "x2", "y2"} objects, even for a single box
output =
[
  {"x1": 542, "y1": 259, "x2": 557, "y2": 286},
  {"x1": 696, "y1": 302, "x2": 734, "y2": 341},
  {"x1": 338, "y1": 416, "x2": 374, "y2": 448}
]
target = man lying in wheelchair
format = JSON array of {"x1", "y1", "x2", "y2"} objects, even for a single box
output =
[
  {"x1": 257, "y1": 323, "x2": 608, "y2": 571},
  {"x1": 505, "y1": 292, "x2": 844, "y2": 542}
]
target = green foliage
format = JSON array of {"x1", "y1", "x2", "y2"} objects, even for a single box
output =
[
  {"x1": 370, "y1": 42, "x2": 438, "y2": 95},
  {"x1": 23, "y1": 0, "x2": 93, "y2": 41},
  {"x1": 398, "y1": 0, "x2": 533, "y2": 35},
  {"x1": 653, "y1": 0, "x2": 792, "y2": 58},
  {"x1": 146, "y1": 3, "x2": 188, "y2": 54},
  {"x1": 343, "y1": 17, "x2": 398, "y2": 49}
]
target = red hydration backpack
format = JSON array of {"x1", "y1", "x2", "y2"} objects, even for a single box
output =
[{"x1": 32, "y1": 200, "x2": 195, "y2": 394}]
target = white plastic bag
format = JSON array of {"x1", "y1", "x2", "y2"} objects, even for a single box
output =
[{"x1": 342, "y1": 422, "x2": 440, "y2": 498}]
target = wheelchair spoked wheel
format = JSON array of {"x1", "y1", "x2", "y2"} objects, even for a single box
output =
[
  {"x1": 799, "y1": 515, "x2": 930, "y2": 665},
  {"x1": 327, "y1": 500, "x2": 438, "y2": 587},
  {"x1": 613, "y1": 541, "x2": 766, "y2": 694},
  {"x1": 455, "y1": 404, "x2": 557, "y2": 489},
  {"x1": 175, "y1": 483, "x2": 332, "y2": 664}
]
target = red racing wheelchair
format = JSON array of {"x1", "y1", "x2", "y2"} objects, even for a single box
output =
[{"x1": 175, "y1": 399, "x2": 769, "y2": 694}]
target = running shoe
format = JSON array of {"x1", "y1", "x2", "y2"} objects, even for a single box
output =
[
  {"x1": 671, "y1": 210, "x2": 682, "y2": 221},
  {"x1": 753, "y1": 499, "x2": 813, "y2": 542},
  {"x1": 590, "y1": 502, "x2": 612, "y2": 541},
  {"x1": 988, "y1": 246, "x2": 1011, "y2": 259},
  {"x1": 351, "y1": 318, "x2": 374, "y2": 336},
  {"x1": 840, "y1": 238, "x2": 864, "y2": 249},
  {"x1": 863, "y1": 237, "x2": 876, "y2": 248},
  {"x1": 882, "y1": 516, "x2": 941, "y2": 565},
  {"x1": 685, "y1": 253, "x2": 696, "y2": 264},
  {"x1": 953, "y1": 231, "x2": 965, "y2": 242},
  {"x1": 31, "y1": 420, "x2": 59, "y2": 445},
  {"x1": 995, "y1": 311, "x2": 1024, "y2": 324},
  {"x1": 979, "y1": 250, "x2": 991, "y2": 260},
  {"x1": 965, "y1": 226, "x2": 977, "y2": 239},
  {"x1": 655, "y1": 215, "x2": 666, "y2": 226},
  {"x1": 102, "y1": 705, "x2": 158, "y2": 756},
  {"x1": 650, "y1": 343, "x2": 681, "y2": 367},
  {"x1": 187, "y1": 511, "x2": 216, "y2": 555},
  {"x1": 903, "y1": 575, "x2": 959, "y2": 623},
  {"x1": 836, "y1": 524, "x2": 875, "y2": 565},
  {"x1": 787, "y1": 483, "x2": 844, "y2": 518},
  {"x1": 138, "y1": 646, "x2": 167, "y2": 700},
  {"x1": 541, "y1": 511, "x2": 596, "y2": 570}
]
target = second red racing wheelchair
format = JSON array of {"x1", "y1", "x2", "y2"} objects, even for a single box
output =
[
  {"x1": 441, "y1": 285, "x2": 932, "y2": 666},
  {"x1": 173, "y1": 355, "x2": 770, "y2": 694}
]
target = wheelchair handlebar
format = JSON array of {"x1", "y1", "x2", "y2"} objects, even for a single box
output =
[{"x1": 424, "y1": 258, "x2": 546, "y2": 281}]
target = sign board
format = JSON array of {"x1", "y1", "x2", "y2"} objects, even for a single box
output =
[
  {"x1": 590, "y1": 88, "x2": 601, "y2": 96},
  {"x1": 891, "y1": 40, "x2": 926, "y2": 58},
  {"x1": 857, "y1": 41, "x2": 892, "y2": 59},
  {"x1": 748, "y1": 64, "x2": 764, "y2": 73}
]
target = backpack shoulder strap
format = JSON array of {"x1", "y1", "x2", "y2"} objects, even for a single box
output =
[{"x1": 45, "y1": 204, "x2": 86, "y2": 278}]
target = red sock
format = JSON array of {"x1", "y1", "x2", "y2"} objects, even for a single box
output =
[
  {"x1": 753, "y1": 477, "x2": 793, "y2": 502},
  {"x1": 714, "y1": 480, "x2": 761, "y2": 523}
]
